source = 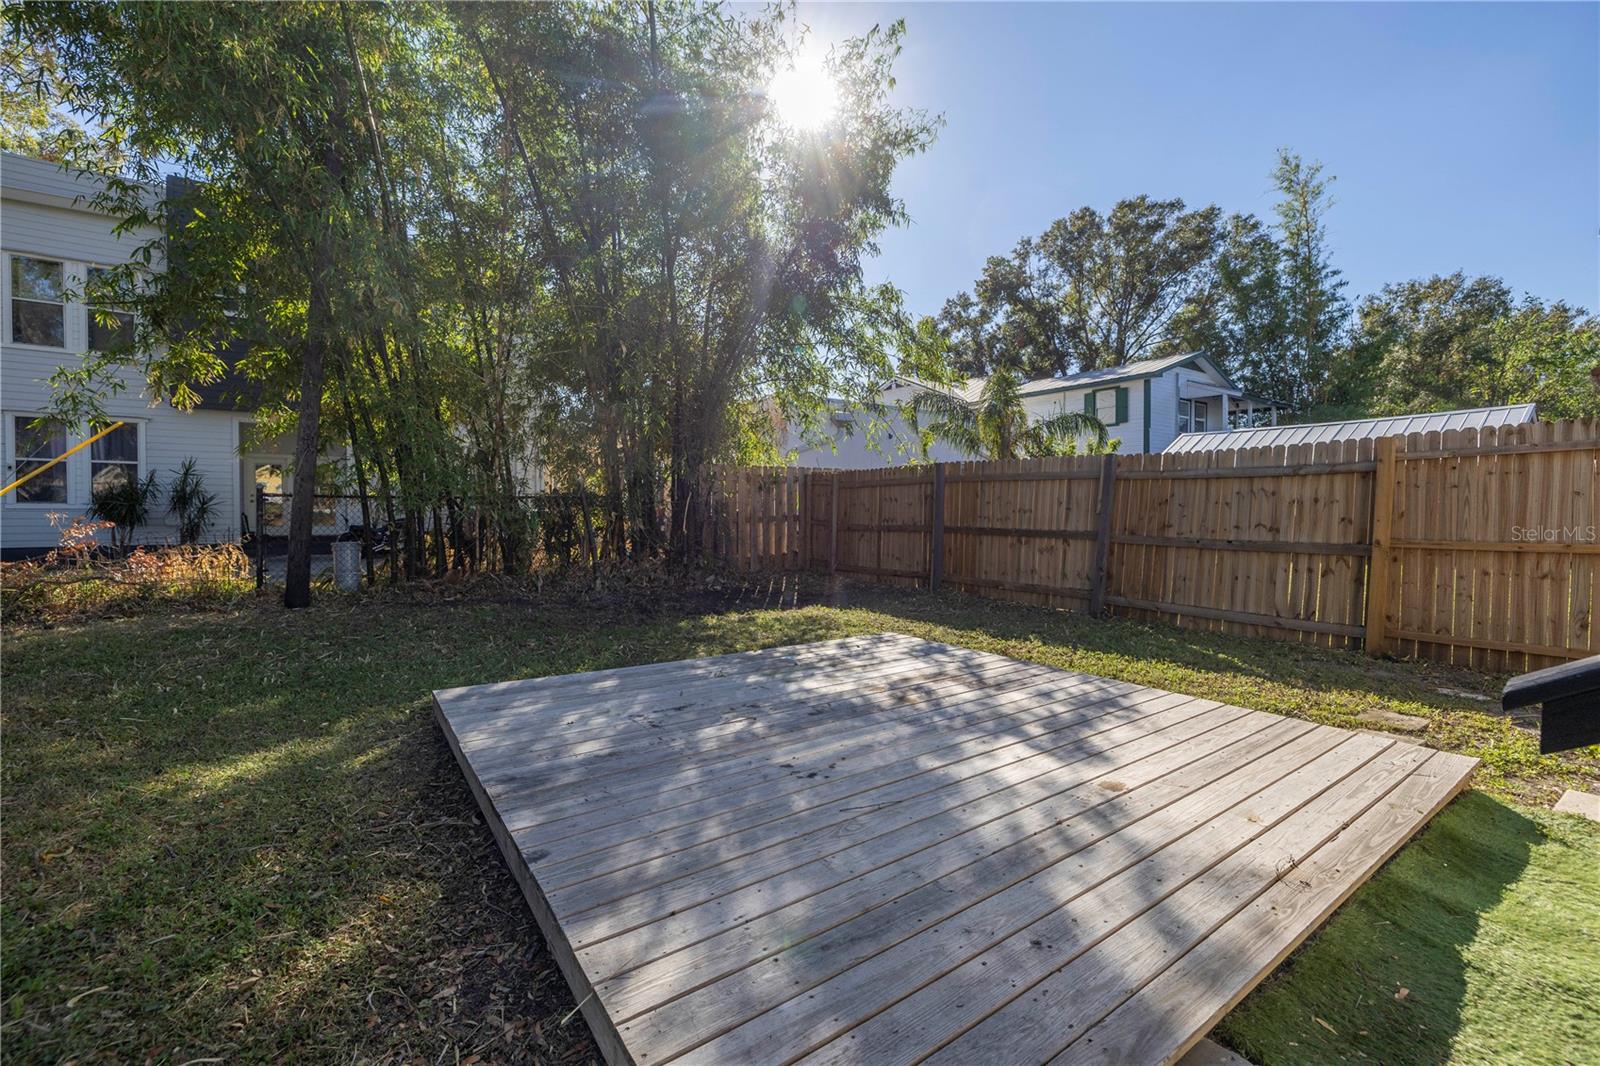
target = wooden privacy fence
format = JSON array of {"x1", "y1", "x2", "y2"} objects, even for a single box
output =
[
  {"x1": 706, "y1": 419, "x2": 1599, "y2": 673},
  {"x1": 702, "y1": 466, "x2": 809, "y2": 572}
]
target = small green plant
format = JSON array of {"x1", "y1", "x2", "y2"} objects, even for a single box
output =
[
  {"x1": 87, "y1": 471, "x2": 160, "y2": 551},
  {"x1": 167, "y1": 458, "x2": 217, "y2": 544}
]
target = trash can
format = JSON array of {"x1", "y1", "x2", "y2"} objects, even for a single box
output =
[{"x1": 333, "y1": 539, "x2": 362, "y2": 591}]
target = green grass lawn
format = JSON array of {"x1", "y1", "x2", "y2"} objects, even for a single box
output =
[{"x1": 3, "y1": 579, "x2": 1596, "y2": 1063}]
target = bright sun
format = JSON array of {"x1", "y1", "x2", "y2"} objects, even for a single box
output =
[{"x1": 768, "y1": 57, "x2": 839, "y2": 131}]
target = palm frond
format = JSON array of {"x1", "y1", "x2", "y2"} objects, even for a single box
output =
[
  {"x1": 908, "y1": 388, "x2": 977, "y2": 427},
  {"x1": 908, "y1": 389, "x2": 984, "y2": 459},
  {"x1": 1032, "y1": 409, "x2": 1109, "y2": 451}
]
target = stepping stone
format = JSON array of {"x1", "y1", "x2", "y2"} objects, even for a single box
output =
[
  {"x1": 1356, "y1": 709, "x2": 1429, "y2": 733},
  {"x1": 1179, "y1": 1037, "x2": 1255, "y2": 1066},
  {"x1": 1553, "y1": 790, "x2": 1600, "y2": 822}
]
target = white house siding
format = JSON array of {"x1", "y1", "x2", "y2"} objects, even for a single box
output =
[
  {"x1": 2, "y1": 366, "x2": 246, "y2": 550},
  {"x1": 2, "y1": 155, "x2": 246, "y2": 554},
  {"x1": 1145, "y1": 362, "x2": 1241, "y2": 454},
  {"x1": 779, "y1": 357, "x2": 1241, "y2": 468},
  {"x1": 784, "y1": 409, "x2": 961, "y2": 468},
  {"x1": 1025, "y1": 385, "x2": 1146, "y2": 455},
  {"x1": 785, "y1": 380, "x2": 1151, "y2": 467},
  {"x1": 1147, "y1": 374, "x2": 1179, "y2": 453}
]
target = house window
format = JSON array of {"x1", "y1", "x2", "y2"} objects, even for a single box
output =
[
  {"x1": 1083, "y1": 387, "x2": 1128, "y2": 426},
  {"x1": 1178, "y1": 399, "x2": 1210, "y2": 435},
  {"x1": 11, "y1": 416, "x2": 68, "y2": 503},
  {"x1": 90, "y1": 423, "x2": 140, "y2": 495},
  {"x1": 86, "y1": 267, "x2": 136, "y2": 352},
  {"x1": 10, "y1": 256, "x2": 66, "y2": 347}
]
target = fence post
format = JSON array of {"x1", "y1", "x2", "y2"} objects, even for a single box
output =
[
  {"x1": 798, "y1": 471, "x2": 809, "y2": 571},
  {"x1": 700, "y1": 469, "x2": 715, "y2": 562},
  {"x1": 828, "y1": 476, "x2": 839, "y2": 575},
  {"x1": 1089, "y1": 455, "x2": 1117, "y2": 616},
  {"x1": 929, "y1": 463, "x2": 945, "y2": 592},
  {"x1": 1364, "y1": 435, "x2": 1398, "y2": 657},
  {"x1": 254, "y1": 485, "x2": 266, "y2": 590}
]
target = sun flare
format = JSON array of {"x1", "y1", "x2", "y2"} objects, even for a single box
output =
[{"x1": 767, "y1": 57, "x2": 839, "y2": 131}]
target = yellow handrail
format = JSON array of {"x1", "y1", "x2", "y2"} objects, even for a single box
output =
[{"x1": 0, "y1": 420, "x2": 127, "y2": 498}]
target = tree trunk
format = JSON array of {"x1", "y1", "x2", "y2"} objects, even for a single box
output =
[{"x1": 283, "y1": 227, "x2": 337, "y2": 609}]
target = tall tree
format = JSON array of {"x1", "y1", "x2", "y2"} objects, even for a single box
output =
[
  {"x1": 1269, "y1": 149, "x2": 1348, "y2": 410},
  {"x1": 1342, "y1": 273, "x2": 1600, "y2": 419},
  {"x1": 940, "y1": 196, "x2": 1228, "y2": 377},
  {"x1": 14, "y1": 1, "x2": 405, "y2": 607},
  {"x1": 467, "y1": 3, "x2": 939, "y2": 559},
  {"x1": 13, "y1": 2, "x2": 942, "y2": 583},
  {"x1": 1171, "y1": 212, "x2": 1289, "y2": 404}
]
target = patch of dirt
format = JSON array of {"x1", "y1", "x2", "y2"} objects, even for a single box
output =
[{"x1": 354, "y1": 726, "x2": 604, "y2": 1065}]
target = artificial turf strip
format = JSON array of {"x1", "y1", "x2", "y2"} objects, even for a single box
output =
[{"x1": 1216, "y1": 790, "x2": 1600, "y2": 1065}]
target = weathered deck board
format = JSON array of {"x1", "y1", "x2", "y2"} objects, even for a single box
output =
[{"x1": 435, "y1": 633, "x2": 1476, "y2": 1066}]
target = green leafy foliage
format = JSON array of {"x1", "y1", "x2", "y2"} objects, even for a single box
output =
[
  {"x1": 86, "y1": 470, "x2": 159, "y2": 550},
  {"x1": 1338, "y1": 273, "x2": 1600, "y2": 419},
  {"x1": 0, "y1": 35, "x2": 110, "y2": 163},
  {"x1": 14, "y1": 1, "x2": 941, "y2": 594},
  {"x1": 940, "y1": 196, "x2": 1230, "y2": 378},
  {"x1": 909, "y1": 362, "x2": 1110, "y2": 459},
  {"x1": 166, "y1": 457, "x2": 217, "y2": 545},
  {"x1": 1184, "y1": 150, "x2": 1349, "y2": 413}
]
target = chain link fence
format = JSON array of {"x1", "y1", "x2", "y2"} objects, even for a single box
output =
[{"x1": 248, "y1": 490, "x2": 635, "y2": 588}]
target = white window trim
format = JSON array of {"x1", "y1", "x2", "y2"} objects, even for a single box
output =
[
  {"x1": 1093, "y1": 389, "x2": 1118, "y2": 426},
  {"x1": 2, "y1": 254, "x2": 141, "y2": 356},
  {"x1": 4, "y1": 253, "x2": 75, "y2": 353},
  {"x1": 2, "y1": 413, "x2": 147, "y2": 509},
  {"x1": 1178, "y1": 398, "x2": 1211, "y2": 435},
  {"x1": 89, "y1": 421, "x2": 145, "y2": 496},
  {"x1": 4, "y1": 411, "x2": 72, "y2": 508}
]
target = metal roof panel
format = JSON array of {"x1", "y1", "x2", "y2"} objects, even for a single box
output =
[{"x1": 1163, "y1": 404, "x2": 1538, "y2": 454}]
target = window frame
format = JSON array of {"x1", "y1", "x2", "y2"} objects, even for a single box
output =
[
  {"x1": 7, "y1": 254, "x2": 69, "y2": 350},
  {"x1": 89, "y1": 421, "x2": 143, "y2": 497},
  {"x1": 3, "y1": 414, "x2": 149, "y2": 510},
  {"x1": 1178, "y1": 397, "x2": 1213, "y2": 435},
  {"x1": 1083, "y1": 387, "x2": 1127, "y2": 427},
  {"x1": 85, "y1": 265, "x2": 137, "y2": 353},
  {"x1": 1094, "y1": 389, "x2": 1117, "y2": 425},
  {"x1": 6, "y1": 413, "x2": 71, "y2": 506}
]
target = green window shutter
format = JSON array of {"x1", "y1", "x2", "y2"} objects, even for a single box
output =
[
  {"x1": 1115, "y1": 387, "x2": 1129, "y2": 425},
  {"x1": 1083, "y1": 391, "x2": 1094, "y2": 416}
]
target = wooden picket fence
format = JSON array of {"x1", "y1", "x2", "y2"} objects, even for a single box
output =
[
  {"x1": 701, "y1": 466, "x2": 809, "y2": 572},
  {"x1": 706, "y1": 418, "x2": 1600, "y2": 673}
]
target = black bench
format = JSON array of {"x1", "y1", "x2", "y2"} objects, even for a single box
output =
[{"x1": 1502, "y1": 654, "x2": 1600, "y2": 754}]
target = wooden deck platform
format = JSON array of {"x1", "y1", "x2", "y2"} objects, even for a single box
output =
[{"x1": 434, "y1": 634, "x2": 1477, "y2": 1066}]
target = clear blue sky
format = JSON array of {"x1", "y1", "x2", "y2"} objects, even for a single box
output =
[{"x1": 780, "y1": 1, "x2": 1599, "y2": 319}]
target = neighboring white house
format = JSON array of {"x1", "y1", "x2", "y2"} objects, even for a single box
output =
[
  {"x1": 1163, "y1": 402, "x2": 1538, "y2": 454},
  {"x1": 0, "y1": 151, "x2": 314, "y2": 557},
  {"x1": 781, "y1": 352, "x2": 1284, "y2": 467}
]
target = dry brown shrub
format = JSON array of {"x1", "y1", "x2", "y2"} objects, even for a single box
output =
[{"x1": 1, "y1": 542, "x2": 254, "y2": 625}]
